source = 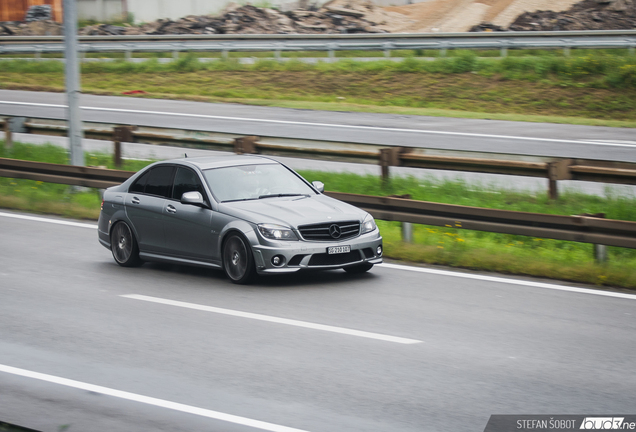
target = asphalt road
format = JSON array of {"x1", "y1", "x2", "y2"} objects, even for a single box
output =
[
  {"x1": 2, "y1": 89, "x2": 636, "y2": 197},
  {"x1": 1, "y1": 90, "x2": 636, "y2": 162},
  {"x1": 1, "y1": 210, "x2": 635, "y2": 432}
]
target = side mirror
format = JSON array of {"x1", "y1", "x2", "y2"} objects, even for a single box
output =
[
  {"x1": 312, "y1": 181, "x2": 324, "y2": 193},
  {"x1": 181, "y1": 191, "x2": 206, "y2": 207}
]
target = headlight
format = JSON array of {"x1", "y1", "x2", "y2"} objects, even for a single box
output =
[
  {"x1": 258, "y1": 224, "x2": 298, "y2": 241},
  {"x1": 361, "y1": 214, "x2": 377, "y2": 234}
]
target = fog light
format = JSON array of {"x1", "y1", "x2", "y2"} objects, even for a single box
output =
[
  {"x1": 272, "y1": 255, "x2": 285, "y2": 267},
  {"x1": 376, "y1": 246, "x2": 383, "y2": 256}
]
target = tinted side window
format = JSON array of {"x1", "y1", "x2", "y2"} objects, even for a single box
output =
[
  {"x1": 129, "y1": 169, "x2": 150, "y2": 193},
  {"x1": 172, "y1": 167, "x2": 205, "y2": 200},
  {"x1": 145, "y1": 166, "x2": 175, "y2": 198}
]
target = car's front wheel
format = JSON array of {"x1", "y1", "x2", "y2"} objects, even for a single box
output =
[
  {"x1": 223, "y1": 233, "x2": 255, "y2": 284},
  {"x1": 344, "y1": 263, "x2": 373, "y2": 274},
  {"x1": 111, "y1": 221, "x2": 142, "y2": 267}
]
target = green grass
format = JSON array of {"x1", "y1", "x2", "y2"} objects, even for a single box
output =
[
  {"x1": 1, "y1": 51, "x2": 635, "y2": 125},
  {"x1": 1, "y1": 140, "x2": 635, "y2": 289}
]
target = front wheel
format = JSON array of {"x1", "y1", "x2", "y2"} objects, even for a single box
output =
[
  {"x1": 111, "y1": 221, "x2": 142, "y2": 267},
  {"x1": 344, "y1": 263, "x2": 373, "y2": 274},
  {"x1": 223, "y1": 233, "x2": 255, "y2": 284}
]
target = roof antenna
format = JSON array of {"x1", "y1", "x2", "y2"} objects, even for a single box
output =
[{"x1": 184, "y1": 153, "x2": 188, "y2": 158}]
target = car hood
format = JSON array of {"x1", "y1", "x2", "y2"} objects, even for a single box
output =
[{"x1": 219, "y1": 194, "x2": 365, "y2": 227}]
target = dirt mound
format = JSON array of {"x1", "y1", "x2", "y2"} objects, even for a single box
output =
[
  {"x1": 504, "y1": 0, "x2": 636, "y2": 31},
  {"x1": 0, "y1": 20, "x2": 61, "y2": 36},
  {"x1": 384, "y1": 0, "x2": 583, "y2": 32},
  {"x1": 79, "y1": 2, "x2": 392, "y2": 35}
]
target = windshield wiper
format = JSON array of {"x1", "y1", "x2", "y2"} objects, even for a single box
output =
[
  {"x1": 258, "y1": 193, "x2": 309, "y2": 199},
  {"x1": 223, "y1": 197, "x2": 259, "y2": 203}
]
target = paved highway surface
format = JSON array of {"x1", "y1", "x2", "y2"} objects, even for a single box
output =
[
  {"x1": 1, "y1": 90, "x2": 636, "y2": 162},
  {"x1": 1, "y1": 210, "x2": 635, "y2": 432},
  {"x1": 2, "y1": 89, "x2": 636, "y2": 197}
]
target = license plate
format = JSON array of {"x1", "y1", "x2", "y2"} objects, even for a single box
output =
[{"x1": 328, "y1": 245, "x2": 351, "y2": 255}]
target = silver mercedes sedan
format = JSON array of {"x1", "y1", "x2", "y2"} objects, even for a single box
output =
[{"x1": 98, "y1": 155, "x2": 383, "y2": 284}]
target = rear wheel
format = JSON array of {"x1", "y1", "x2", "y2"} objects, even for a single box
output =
[
  {"x1": 111, "y1": 221, "x2": 142, "y2": 267},
  {"x1": 344, "y1": 263, "x2": 373, "y2": 274},
  {"x1": 223, "y1": 233, "x2": 255, "y2": 284}
]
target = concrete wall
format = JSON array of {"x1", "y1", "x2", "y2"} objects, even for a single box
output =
[
  {"x1": 126, "y1": 0, "x2": 225, "y2": 22},
  {"x1": 77, "y1": 0, "x2": 124, "y2": 21}
]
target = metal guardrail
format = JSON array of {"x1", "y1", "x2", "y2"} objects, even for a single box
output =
[
  {"x1": 1, "y1": 31, "x2": 635, "y2": 58},
  {"x1": 3, "y1": 117, "x2": 636, "y2": 200},
  {"x1": 1, "y1": 156, "x2": 635, "y2": 249}
]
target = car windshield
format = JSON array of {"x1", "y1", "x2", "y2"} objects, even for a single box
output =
[{"x1": 203, "y1": 163, "x2": 316, "y2": 203}]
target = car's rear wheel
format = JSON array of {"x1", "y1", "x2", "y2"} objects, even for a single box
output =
[
  {"x1": 111, "y1": 221, "x2": 142, "y2": 267},
  {"x1": 223, "y1": 233, "x2": 255, "y2": 284},
  {"x1": 344, "y1": 263, "x2": 373, "y2": 274}
]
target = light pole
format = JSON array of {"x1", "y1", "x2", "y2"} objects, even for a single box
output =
[{"x1": 63, "y1": 0, "x2": 84, "y2": 166}]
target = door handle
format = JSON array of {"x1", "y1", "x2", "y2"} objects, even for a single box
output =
[
  {"x1": 166, "y1": 205, "x2": 177, "y2": 214},
  {"x1": 131, "y1": 197, "x2": 140, "y2": 204}
]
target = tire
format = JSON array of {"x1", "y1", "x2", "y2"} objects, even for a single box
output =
[
  {"x1": 223, "y1": 233, "x2": 255, "y2": 284},
  {"x1": 344, "y1": 263, "x2": 373, "y2": 274},
  {"x1": 111, "y1": 221, "x2": 142, "y2": 267}
]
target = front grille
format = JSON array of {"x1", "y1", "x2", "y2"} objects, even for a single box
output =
[
  {"x1": 298, "y1": 221, "x2": 360, "y2": 241},
  {"x1": 308, "y1": 250, "x2": 362, "y2": 266}
]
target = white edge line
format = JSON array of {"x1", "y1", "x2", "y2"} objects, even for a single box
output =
[
  {"x1": 3, "y1": 100, "x2": 636, "y2": 148},
  {"x1": 0, "y1": 364, "x2": 308, "y2": 432},
  {"x1": 2, "y1": 211, "x2": 634, "y2": 300},
  {"x1": 121, "y1": 294, "x2": 422, "y2": 345},
  {"x1": 0, "y1": 211, "x2": 97, "y2": 229},
  {"x1": 379, "y1": 263, "x2": 636, "y2": 300}
]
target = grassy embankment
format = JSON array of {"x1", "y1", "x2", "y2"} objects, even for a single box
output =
[
  {"x1": 1, "y1": 141, "x2": 635, "y2": 289},
  {"x1": 0, "y1": 50, "x2": 635, "y2": 125},
  {"x1": 0, "y1": 51, "x2": 635, "y2": 288}
]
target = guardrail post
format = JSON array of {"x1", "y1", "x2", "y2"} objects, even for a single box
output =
[
  {"x1": 383, "y1": 42, "x2": 392, "y2": 59},
  {"x1": 275, "y1": 44, "x2": 283, "y2": 61},
  {"x1": 594, "y1": 244, "x2": 607, "y2": 263},
  {"x1": 3, "y1": 118, "x2": 11, "y2": 150},
  {"x1": 3, "y1": 117, "x2": 26, "y2": 150},
  {"x1": 113, "y1": 126, "x2": 136, "y2": 168},
  {"x1": 579, "y1": 212, "x2": 609, "y2": 263},
  {"x1": 234, "y1": 136, "x2": 259, "y2": 154},
  {"x1": 328, "y1": 43, "x2": 336, "y2": 63},
  {"x1": 402, "y1": 222, "x2": 413, "y2": 243},
  {"x1": 380, "y1": 147, "x2": 410, "y2": 183},
  {"x1": 548, "y1": 159, "x2": 573, "y2": 200},
  {"x1": 563, "y1": 41, "x2": 572, "y2": 57},
  {"x1": 380, "y1": 148, "x2": 398, "y2": 182}
]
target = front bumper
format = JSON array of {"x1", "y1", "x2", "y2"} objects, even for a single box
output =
[{"x1": 251, "y1": 230, "x2": 383, "y2": 274}]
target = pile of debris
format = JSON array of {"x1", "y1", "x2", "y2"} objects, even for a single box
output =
[
  {"x1": 1, "y1": 0, "x2": 634, "y2": 36},
  {"x1": 79, "y1": 1, "x2": 396, "y2": 35},
  {"x1": 0, "y1": 20, "x2": 61, "y2": 36},
  {"x1": 471, "y1": 0, "x2": 636, "y2": 31}
]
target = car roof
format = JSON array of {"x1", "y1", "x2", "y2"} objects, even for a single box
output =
[{"x1": 168, "y1": 154, "x2": 278, "y2": 170}]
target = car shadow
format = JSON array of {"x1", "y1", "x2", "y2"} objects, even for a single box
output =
[{"x1": 131, "y1": 261, "x2": 379, "y2": 290}]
